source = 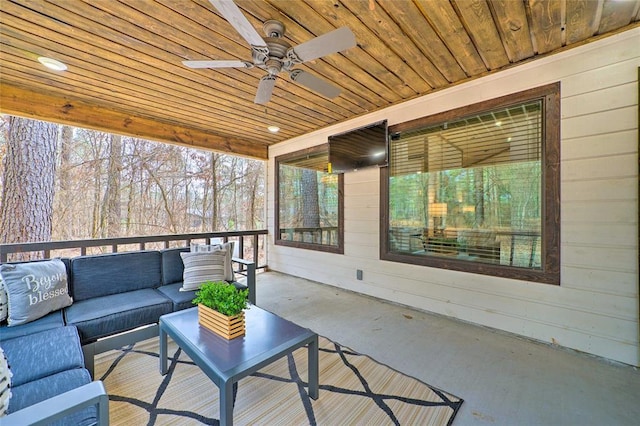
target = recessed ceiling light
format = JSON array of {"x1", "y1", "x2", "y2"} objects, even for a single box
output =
[
  {"x1": 267, "y1": 125, "x2": 280, "y2": 133},
  {"x1": 37, "y1": 57, "x2": 67, "y2": 71}
]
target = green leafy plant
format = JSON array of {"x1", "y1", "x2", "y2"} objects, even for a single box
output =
[{"x1": 192, "y1": 281, "x2": 249, "y2": 317}]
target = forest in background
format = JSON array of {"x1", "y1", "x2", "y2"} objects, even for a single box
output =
[{"x1": 0, "y1": 116, "x2": 265, "y2": 246}]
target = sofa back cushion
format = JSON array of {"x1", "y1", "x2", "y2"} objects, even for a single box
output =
[
  {"x1": 160, "y1": 247, "x2": 189, "y2": 285},
  {"x1": 71, "y1": 251, "x2": 161, "y2": 301}
]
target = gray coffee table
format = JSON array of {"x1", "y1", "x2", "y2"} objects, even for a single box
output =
[{"x1": 159, "y1": 306, "x2": 318, "y2": 426}]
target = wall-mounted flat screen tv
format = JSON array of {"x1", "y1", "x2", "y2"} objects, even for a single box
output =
[{"x1": 328, "y1": 120, "x2": 388, "y2": 173}]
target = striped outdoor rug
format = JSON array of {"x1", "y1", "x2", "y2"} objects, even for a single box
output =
[{"x1": 95, "y1": 336, "x2": 462, "y2": 425}]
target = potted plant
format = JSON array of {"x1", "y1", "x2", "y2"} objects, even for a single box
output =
[{"x1": 192, "y1": 281, "x2": 249, "y2": 339}]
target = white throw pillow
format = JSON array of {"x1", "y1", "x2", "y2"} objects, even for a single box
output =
[
  {"x1": 190, "y1": 242, "x2": 235, "y2": 282},
  {"x1": 180, "y1": 251, "x2": 227, "y2": 292}
]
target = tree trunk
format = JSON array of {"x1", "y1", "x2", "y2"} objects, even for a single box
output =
[
  {"x1": 301, "y1": 169, "x2": 320, "y2": 242},
  {"x1": 90, "y1": 133, "x2": 105, "y2": 238},
  {"x1": 125, "y1": 142, "x2": 135, "y2": 233},
  {"x1": 247, "y1": 168, "x2": 259, "y2": 229},
  {"x1": 102, "y1": 134, "x2": 122, "y2": 237},
  {"x1": 210, "y1": 153, "x2": 219, "y2": 231},
  {"x1": 57, "y1": 126, "x2": 73, "y2": 191},
  {"x1": 54, "y1": 125, "x2": 74, "y2": 239},
  {"x1": 0, "y1": 117, "x2": 58, "y2": 259},
  {"x1": 474, "y1": 168, "x2": 485, "y2": 226}
]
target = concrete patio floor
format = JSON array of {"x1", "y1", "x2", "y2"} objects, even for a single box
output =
[{"x1": 255, "y1": 271, "x2": 640, "y2": 426}]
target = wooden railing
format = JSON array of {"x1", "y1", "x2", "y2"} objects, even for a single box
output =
[{"x1": 0, "y1": 230, "x2": 268, "y2": 272}]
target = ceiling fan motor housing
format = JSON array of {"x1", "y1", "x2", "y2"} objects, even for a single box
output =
[{"x1": 254, "y1": 20, "x2": 293, "y2": 74}]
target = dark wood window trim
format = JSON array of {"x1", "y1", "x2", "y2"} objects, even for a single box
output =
[
  {"x1": 380, "y1": 82, "x2": 560, "y2": 285},
  {"x1": 275, "y1": 144, "x2": 344, "y2": 254}
]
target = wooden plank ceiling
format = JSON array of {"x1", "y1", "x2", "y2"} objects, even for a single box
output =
[{"x1": 1, "y1": 0, "x2": 639, "y2": 159}]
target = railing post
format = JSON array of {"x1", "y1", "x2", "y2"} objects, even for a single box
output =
[
  {"x1": 509, "y1": 235, "x2": 515, "y2": 266},
  {"x1": 247, "y1": 261, "x2": 256, "y2": 305},
  {"x1": 238, "y1": 236, "x2": 245, "y2": 261},
  {"x1": 529, "y1": 237, "x2": 537, "y2": 268},
  {"x1": 253, "y1": 234, "x2": 259, "y2": 267}
]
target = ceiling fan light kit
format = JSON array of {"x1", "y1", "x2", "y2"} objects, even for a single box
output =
[{"x1": 183, "y1": 0, "x2": 356, "y2": 105}]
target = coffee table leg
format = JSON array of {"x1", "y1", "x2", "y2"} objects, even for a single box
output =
[
  {"x1": 308, "y1": 335, "x2": 319, "y2": 399},
  {"x1": 159, "y1": 327, "x2": 168, "y2": 375},
  {"x1": 220, "y1": 380, "x2": 234, "y2": 426}
]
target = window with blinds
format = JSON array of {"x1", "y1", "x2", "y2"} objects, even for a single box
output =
[
  {"x1": 275, "y1": 145, "x2": 344, "y2": 254},
  {"x1": 381, "y1": 83, "x2": 560, "y2": 284}
]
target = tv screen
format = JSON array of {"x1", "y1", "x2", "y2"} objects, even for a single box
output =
[{"x1": 328, "y1": 120, "x2": 388, "y2": 173}]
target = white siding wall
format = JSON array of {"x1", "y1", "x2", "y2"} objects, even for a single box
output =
[{"x1": 267, "y1": 29, "x2": 640, "y2": 366}]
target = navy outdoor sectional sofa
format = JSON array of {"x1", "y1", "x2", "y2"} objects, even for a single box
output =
[{"x1": 0, "y1": 246, "x2": 256, "y2": 425}]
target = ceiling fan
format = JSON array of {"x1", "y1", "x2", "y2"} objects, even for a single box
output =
[{"x1": 183, "y1": 0, "x2": 357, "y2": 105}]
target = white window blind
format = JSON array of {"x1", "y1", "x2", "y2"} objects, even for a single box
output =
[{"x1": 388, "y1": 100, "x2": 543, "y2": 268}]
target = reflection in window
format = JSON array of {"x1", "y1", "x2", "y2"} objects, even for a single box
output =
[
  {"x1": 382, "y1": 83, "x2": 560, "y2": 284},
  {"x1": 275, "y1": 146, "x2": 343, "y2": 253}
]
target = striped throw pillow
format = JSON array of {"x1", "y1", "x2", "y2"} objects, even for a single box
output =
[
  {"x1": 0, "y1": 279, "x2": 7, "y2": 323},
  {"x1": 190, "y1": 242, "x2": 235, "y2": 282},
  {"x1": 179, "y1": 251, "x2": 227, "y2": 292},
  {"x1": 0, "y1": 346, "x2": 11, "y2": 416}
]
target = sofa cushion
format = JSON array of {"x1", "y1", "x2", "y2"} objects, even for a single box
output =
[
  {"x1": 229, "y1": 280, "x2": 248, "y2": 293},
  {"x1": 0, "y1": 259, "x2": 72, "y2": 326},
  {"x1": 158, "y1": 279, "x2": 248, "y2": 312},
  {"x1": 64, "y1": 289, "x2": 172, "y2": 343},
  {"x1": 8, "y1": 368, "x2": 96, "y2": 426},
  {"x1": 160, "y1": 247, "x2": 189, "y2": 286},
  {"x1": 71, "y1": 251, "x2": 162, "y2": 301},
  {"x1": 1, "y1": 326, "x2": 84, "y2": 387},
  {"x1": 156, "y1": 283, "x2": 196, "y2": 311},
  {"x1": 0, "y1": 310, "x2": 64, "y2": 342},
  {"x1": 179, "y1": 251, "x2": 226, "y2": 291}
]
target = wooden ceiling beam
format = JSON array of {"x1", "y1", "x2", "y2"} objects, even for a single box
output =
[{"x1": 0, "y1": 83, "x2": 268, "y2": 160}]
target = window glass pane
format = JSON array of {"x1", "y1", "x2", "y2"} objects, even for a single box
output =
[
  {"x1": 275, "y1": 147, "x2": 342, "y2": 252},
  {"x1": 388, "y1": 100, "x2": 543, "y2": 268}
]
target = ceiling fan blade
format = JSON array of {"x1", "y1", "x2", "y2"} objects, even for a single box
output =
[
  {"x1": 254, "y1": 75, "x2": 276, "y2": 105},
  {"x1": 182, "y1": 60, "x2": 252, "y2": 69},
  {"x1": 287, "y1": 27, "x2": 356, "y2": 64},
  {"x1": 208, "y1": 0, "x2": 267, "y2": 49},
  {"x1": 289, "y1": 70, "x2": 341, "y2": 99}
]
